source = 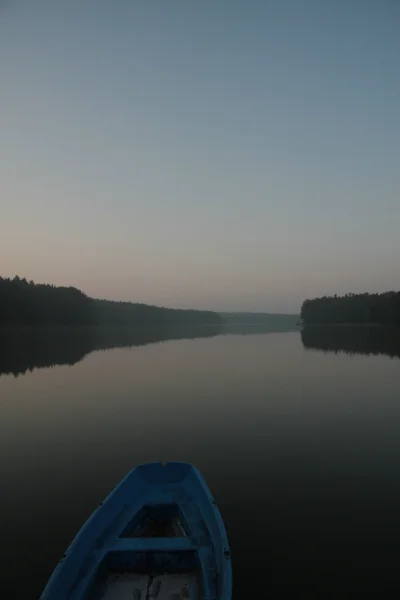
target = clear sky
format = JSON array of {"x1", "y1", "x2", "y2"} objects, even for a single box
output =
[{"x1": 1, "y1": 0, "x2": 399, "y2": 312}]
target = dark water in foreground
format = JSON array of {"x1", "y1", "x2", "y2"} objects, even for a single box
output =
[{"x1": 1, "y1": 326, "x2": 400, "y2": 599}]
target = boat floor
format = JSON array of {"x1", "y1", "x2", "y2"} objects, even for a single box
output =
[{"x1": 99, "y1": 572, "x2": 200, "y2": 600}]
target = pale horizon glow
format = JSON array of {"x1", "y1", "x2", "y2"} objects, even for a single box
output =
[{"x1": 1, "y1": 1, "x2": 399, "y2": 312}]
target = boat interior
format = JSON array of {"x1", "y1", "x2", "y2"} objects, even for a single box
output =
[{"x1": 90, "y1": 504, "x2": 204, "y2": 600}]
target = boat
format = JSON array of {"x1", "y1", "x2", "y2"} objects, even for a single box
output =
[{"x1": 41, "y1": 462, "x2": 232, "y2": 599}]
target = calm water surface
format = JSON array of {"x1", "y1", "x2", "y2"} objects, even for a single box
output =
[{"x1": 1, "y1": 327, "x2": 400, "y2": 599}]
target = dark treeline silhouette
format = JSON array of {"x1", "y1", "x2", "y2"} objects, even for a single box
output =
[
  {"x1": 0, "y1": 276, "x2": 222, "y2": 327},
  {"x1": 301, "y1": 326, "x2": 400, "y2": 360},
  {"x1": 301, "y1": 292, "x2": 400, "y2": 325},
  {"x1": 0, "y1": 324, "x2": 223, "y2": 378}
]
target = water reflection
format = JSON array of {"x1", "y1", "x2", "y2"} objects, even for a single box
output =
[
  {"x1": 301, "y1": 325, "x2": 400, "y2": 359},
  {"x1": 0, "y1": 325, "x2": 222, "y2": 377},
  {"x1": 0, "y1": 323, "x2": 300, "y2": 377},
  {"x1": 2, "y1": 330, "x2": 400, "y2": 598}
]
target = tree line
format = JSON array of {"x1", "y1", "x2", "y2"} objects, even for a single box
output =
[
  {"x1": 0, "y1": 276, "x2": 222, "y2": 327},
  {"x1": 301, "y1": 292, "x2": 400, "y2": 325}
]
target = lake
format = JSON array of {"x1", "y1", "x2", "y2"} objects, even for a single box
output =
[{"x1": 1, "y1": 326, "x2": 400, "y2": 598}]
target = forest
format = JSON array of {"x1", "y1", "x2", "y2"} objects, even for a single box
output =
[
  {"x1": 301, "y1": 292, "x2": 400, "y2": 325},
  {"x1": 0, "y1": 276, "x2": 222, "y2": 327}
]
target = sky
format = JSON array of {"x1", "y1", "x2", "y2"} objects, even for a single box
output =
[{"x1": 1, "y1": 0, "x2": 399, "y2": 312}]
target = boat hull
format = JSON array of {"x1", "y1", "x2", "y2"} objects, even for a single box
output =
[{"x1": 41, "y1": 462, "x2": 232, "y2": 600}]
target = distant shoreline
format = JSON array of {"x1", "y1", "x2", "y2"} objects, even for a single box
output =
[
  {"x1": 300, "y1": 292, "x2": 400, "y2": 327},
  {"x1": 0, "y1": 276, "x2": 222, "y2": 328}
]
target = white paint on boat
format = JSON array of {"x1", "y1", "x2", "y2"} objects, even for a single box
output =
[{"x1": 99, "y1": 571, "x2": 200, "y2": 599}]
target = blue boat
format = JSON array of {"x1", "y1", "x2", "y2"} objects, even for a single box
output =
[{"x1": 41, "y1": 462, "x2": 232, "y2": 600}]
